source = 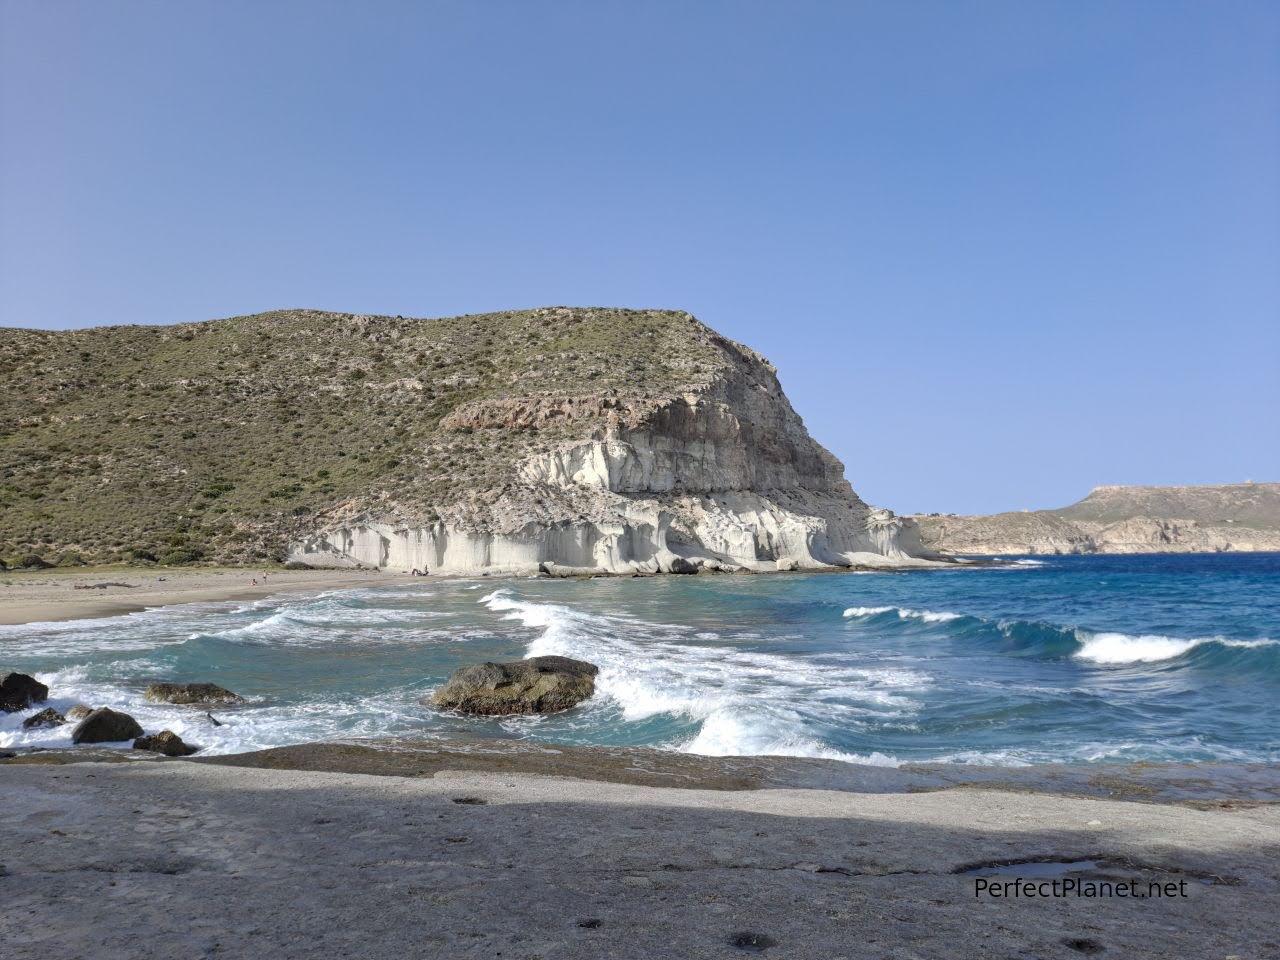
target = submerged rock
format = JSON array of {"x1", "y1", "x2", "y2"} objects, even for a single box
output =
[
  {"x1": 1, "y1": 673, "x2": 48, "y2": 712},
  {"x1": 144, "y1": 683, "x2": 244, "y2": 706},
  {"x1": 431, "y1": 656, "x2": 599, "y2": 716},
  {"x1": 72, "y1": 707, "x2": 144, "y2": 744},
  {"x1": 65, "y1": 704, "x2": 93, "y2": 720},
  {"x1": 22, "y1": 707, "x2": 65, "y2": 729},
  {"x1": 133, "y1": 731, "x2": 199, "y2": 757}
]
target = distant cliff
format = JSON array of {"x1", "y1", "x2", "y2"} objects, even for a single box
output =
[
  {"x1": 912, "y1": 483, "x2": 1280, "y2": 555},
  {"x1": 0, "y1": 307, "x2": 928, "y2": 574}
]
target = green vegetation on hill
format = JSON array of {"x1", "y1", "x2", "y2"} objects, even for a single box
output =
[{"x1": 0, "y1": 307, "x2": 730, "y2": 567}]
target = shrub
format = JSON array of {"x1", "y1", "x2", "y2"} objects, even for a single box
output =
[{"x1": 158, "y1": 546, "x2": 204, "y2": 565}]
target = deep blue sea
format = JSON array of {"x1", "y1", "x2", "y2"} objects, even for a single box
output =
[{"x1": 4, "y1": 554, "x2": 1278, "y2": 766}]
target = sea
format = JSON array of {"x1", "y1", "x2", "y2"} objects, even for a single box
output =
[{"x1": 3, "y1": 553, "x2": 1278, "y2": 766}]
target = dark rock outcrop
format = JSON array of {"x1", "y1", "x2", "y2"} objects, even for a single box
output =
[
  {"x1": 21, "y1": 707, "x2": 65, "y2": 729},
  {"x1": 1, "y1": 673, "x2": 48, "y2": 712},
  {"x1": 144, "y1": 682, "x2": 244, "y2": 705},
  {"x1": 430, "y1": 656, "x2": 599, "y2": 716},
  {"x1": 668, "y1": 557, "x2": 699, "y2": 574},
  {"x1": 72, "y1": 707, "x2": 144, "y2": 744},
  {"x1": 133, "y1": 730, "x2": 199, "y2": 757}
]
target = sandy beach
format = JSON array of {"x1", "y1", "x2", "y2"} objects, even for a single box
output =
[
  {"x1": 0, "y1": 567, "x2": 418, "y2": 626},
  {"x1": 1, "y1": 743, "x2": 1277, "y2": 959}
]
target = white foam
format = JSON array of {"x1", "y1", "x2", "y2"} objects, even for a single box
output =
[
  {"x1": 481, "y1": 590, "x2": 928, "y2": 762},
  {"x1": 842, "y1": 606, "x2": 962, "y2": 623},
  {"x1": 0, "y1": 660, "x2": 435, "y2": 756},
  {"x1": 1074, "y1": 632, "x2": 1278, "y2": 665},
  {"x1": 842, "y1": 606, "x2": 896, "y2": 618}
]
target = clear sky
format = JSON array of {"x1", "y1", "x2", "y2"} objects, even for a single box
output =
[{"x1": 2, "y1": 1, "x2": 1277, "y2": 514}]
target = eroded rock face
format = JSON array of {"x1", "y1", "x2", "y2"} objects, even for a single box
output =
[
  {"x1": 72, "y1": 708, "x2": 144, "y2": 744},
  {"x1": 1, "y1": 673, "x2": 48, "y2": 712},
  {"x1": 431, "y1": 657, "x2": 599, "y2": 716},
  {"x1": 22, "y1": 707, "x2": 65, "y2": 729},
  {"x1": 288, "y1": 314, "x2": 930, "y2": 577},
  {"x1": 133, "y1": 731, "x2": 199, "y2": 756},
  {"x1": 144, "y1": 683, "x2": 244, "y2": 706}
]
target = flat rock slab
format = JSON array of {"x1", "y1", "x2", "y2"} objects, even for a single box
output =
[{"x1": 0, "y1": 761, "x2": 1276, "y2": 959}]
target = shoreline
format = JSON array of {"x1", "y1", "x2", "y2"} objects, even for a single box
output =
[
  {"x1": 0, "y1": 566, "x2": 419, "y2": 626},
  {"x1": 3, "y1": 743, "x2": 1276, "y2": 958},
  {"x1": 0, "y1": 559, "x2": 975, "y2": 628},
  {"x1": 6, "y1": 736, "x2": 1279, "y2": 806}
]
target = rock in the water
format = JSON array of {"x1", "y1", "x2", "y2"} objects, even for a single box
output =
[
  {"x1": 65, "y1": 704, "x2": 93, "y2": 720},
  {"x1": 72, "y1": 707, "x2": 144, "y2": 744},
  {"x1": 133, "y1": 730, "x2": 199, "y2": 757},
  {"x1": 431, "y1": 656, "x2": 598, "y2": 715},
  {"x1": 144, "y1": 682, "x2": 244, "y2": 705},
  {"x1": 21, "y1": 707, "x2": 65, "y2": 729},
  {"x1": 668, "y1": 557, "x2": 699, "y2": 574},
  {"x1": 1, "y1": 673, "x2": 48, "y2": 712}
]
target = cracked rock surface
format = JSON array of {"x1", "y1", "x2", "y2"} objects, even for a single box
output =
[{"x1": 1, "y1": 759, "x2": 1276, "y2": 959}]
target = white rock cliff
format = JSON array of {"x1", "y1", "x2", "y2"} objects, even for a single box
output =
[{"x1": 289, "y1": 321, "x2": 929, "y2": 575}]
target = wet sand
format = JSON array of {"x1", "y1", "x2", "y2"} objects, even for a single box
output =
[
  {"x1": 2, "y1": 742, "x2": 1276, "y2": 959},
  {"x1": 0, "y1": 567, "x2": 417, "y2": 625}
]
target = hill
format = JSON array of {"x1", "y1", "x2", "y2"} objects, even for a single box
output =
[
  {"x1": 0, "y1": 307, "x2": 923, "y2": 573},
  {"x1": 912, "y1": 483, "x2": 1280, "y2": 555}
]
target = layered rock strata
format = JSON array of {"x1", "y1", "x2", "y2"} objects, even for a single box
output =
[{"x1": 290, "y1": 317, "x2": 927, "y2": 575}]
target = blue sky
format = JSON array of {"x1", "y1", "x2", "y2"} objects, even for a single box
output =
[{"x1": 2, "y1": 1, "x2": 1276, "y2": 514}]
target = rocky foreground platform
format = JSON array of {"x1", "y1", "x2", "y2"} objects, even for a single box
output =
[{"x1": 2, "y1": 741, "x2": 1277, "y2": 959}]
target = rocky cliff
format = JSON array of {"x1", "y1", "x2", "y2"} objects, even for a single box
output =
[
  {"x1": 912, "y1": 483, "x2": 1280, "y2": 555},
  {"x1": 0, "y1": 307, "x2": 926, "y2": 574}
]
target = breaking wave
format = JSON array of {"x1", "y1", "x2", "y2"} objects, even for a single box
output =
[
  {"x1": 483, "y1": 590, "x2": 927, "y2": 762},
  {"x1": 842, "y1": 603, "x2": 1277, "y2": 669},
  {"x1": 844, "y1": 606, "x2": 963, "y2": 623},
  {"x1": 1073, "y1": 632, "x2": 1278, "y2": 665}
]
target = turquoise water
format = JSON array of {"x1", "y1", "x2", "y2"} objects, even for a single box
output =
[{"x1": 3, "y1": 554, "x2": 1278, "y2": 765}]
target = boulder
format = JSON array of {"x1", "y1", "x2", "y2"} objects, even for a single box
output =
[
  {"x1": 667, "y1": 557, "x2": 699, "y2": 575},
  {"x1": 65, "y1": 704, "x2": 93, "y2": 720},
  {"x1": 1, "y1": 673, "x2": 48, "y2": 712},
  {"x1": 430, "y1": 656, "x2": 598, "y2": 716},
  {"x1": 133, "y1": 730, "x2": 199, "y2": 757},
  {"x1": 775, "y1": 557, "x2": 799, "y2": 571},
  {"x1": 144, "y1": 682, "x2": 244, "y2": 705},
  {"x1": 21, "y1": 707, "x2": 65, "y2": 729},
  {"x1": 71, "y1": 707, "x2": 144, "y2": 744}
]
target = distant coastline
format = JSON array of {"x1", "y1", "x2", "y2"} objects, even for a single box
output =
[{"x1": 912, "y1": 482, "x2": 1280, "y2": 555}]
